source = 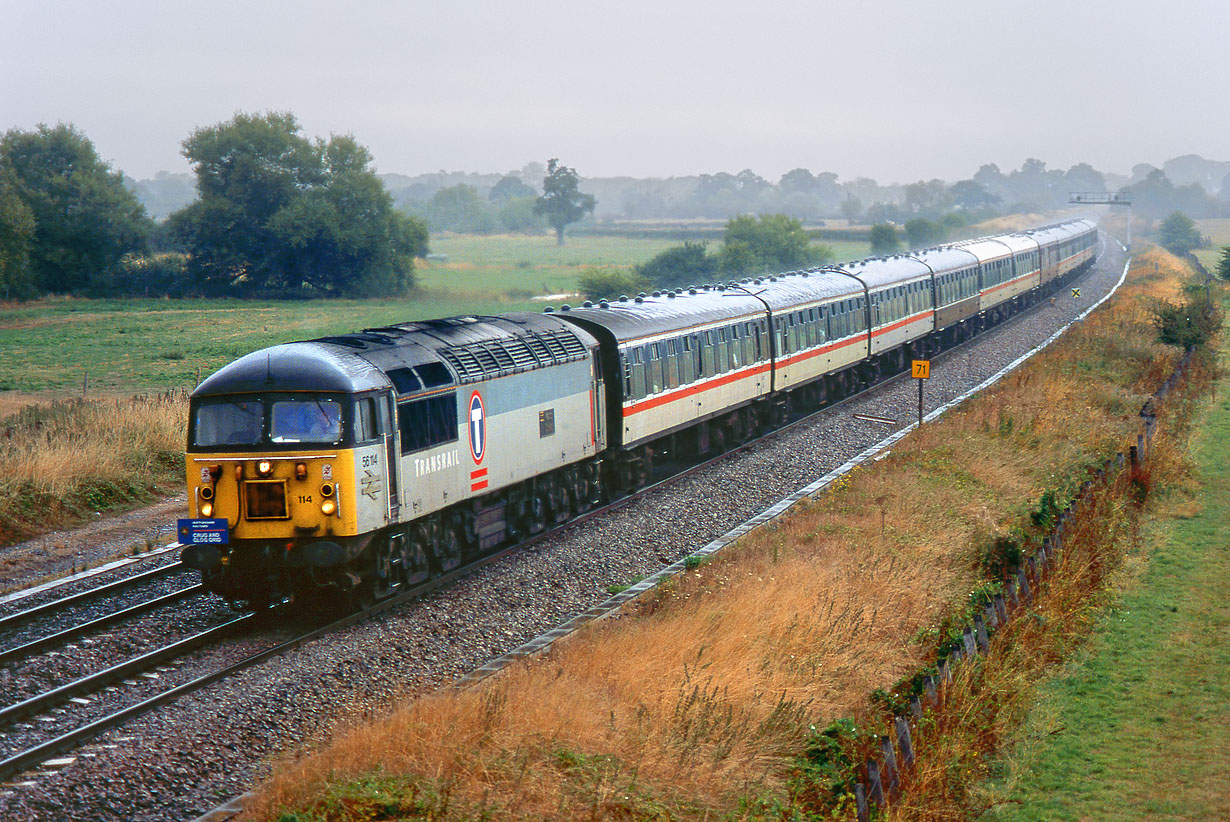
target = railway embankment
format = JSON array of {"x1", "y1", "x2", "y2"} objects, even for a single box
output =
[{"x1": 239, "y1": 246, "x2": 1222, "y2": 822}]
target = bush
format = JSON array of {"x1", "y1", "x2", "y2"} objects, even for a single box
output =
[
  {"x1": 576, "y1": 266, "x2": 649, "y2": 301},
  {"x1": 869, "y1": 223, "x2": 900, "y2": 254},
  {"x1": 635, "y1": 241, "x2": 719, "y2": 290},
  {"x1": 1150, "y1": 294, "x2": 1221, "y2": 349},
  {"x1": 1158, "y1": 211, "x2": 1202, "y2": 256}
]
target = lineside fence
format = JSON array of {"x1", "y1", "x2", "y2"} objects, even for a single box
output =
[{"x1": 850, "y1": 341, "x2": 1199, "y2": 821}]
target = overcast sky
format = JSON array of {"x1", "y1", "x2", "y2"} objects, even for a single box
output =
[{"x1": 3, "y1": 0, "x2": 1226, "y2": 184}]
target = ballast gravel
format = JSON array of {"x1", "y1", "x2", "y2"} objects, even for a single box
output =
[{"x1": 0, "y1": 242, "x2": 1127, "y2": 822}]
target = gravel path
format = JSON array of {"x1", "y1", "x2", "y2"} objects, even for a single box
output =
[{"x1": 0, "y1": 239, "x2": 1126, "y2": 821}]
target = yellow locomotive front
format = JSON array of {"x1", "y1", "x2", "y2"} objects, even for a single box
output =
[{"x1": 181, "y1": 343, "x2": 395, "y2": 606}]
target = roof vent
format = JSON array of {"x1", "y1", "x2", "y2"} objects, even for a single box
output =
[
  {"x1": 637, "y1": 292, "x2": 647, "y2": 298},
  {"x1": 583, "y1": 300, "x2": 593, "y2": 308},
  {"x1": 689, "y1": 288, "x2": 698, "y2": 294},
  {"x1": 561, "y1": 304, "x2": 571, "y2": 311},
  {"x1": 652, "y1": 291, "x2": 661, "y2": 297},
  {"x1": 599, "y1": 300, "x2": 610, "y2": 309},
  {"x1": 619, "y1": 295, "x2": 629, "y2": 302},
  {"x1": 635, "y1": 296, "x2": 644, "y2": 303},
  {"x1": 543, "y1": 306, "x2": 554, "y2": 313},
  {"x1": 667, "y1": 291, "x2": 676, "y2": 298}
]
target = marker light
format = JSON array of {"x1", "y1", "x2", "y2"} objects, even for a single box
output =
[
  {"x1": 295, "y1": 462, "x2": 308, "y2": 481},
  {"x1": 320, "y1": 483, "x2": 335, "y2": 497},
  {"x1": 199, "y1": 485, "x2": 214, "y2": 501},
  {"x1": 321, "y1": 500, "x2": 337, "y2": 516},
  {"x1": 257, "y1": 460, "x2": 273, "y2": 476},
  {"x1": 200, "y1": 501, "x2": 214, "y2": 517}
]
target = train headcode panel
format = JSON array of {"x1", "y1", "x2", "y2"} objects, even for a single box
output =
[{"x1": 912, "y1": 359, "x2": 931, "y2": 379}]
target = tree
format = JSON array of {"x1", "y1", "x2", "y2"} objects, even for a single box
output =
[
  {"x1": 576, "y1": 266, "x2": 649, "y2": 301},
  {"x1": 869, "y1": 223, "x2": 900, "y2": 255},
  {"x1": 1158, "y1": 211, "x2": 1201, "y2": 256},
  {"x1": 718, "y1": 214, "x2": 827, "y2": 276},
  {"x1": 534, "y1": 158, "x2": 595, "y2": 245},
  {"x1": 488, "y1": 175, "x2": 536, "y2": 203},
  {"x1": 636, "y1": 241, "x2": 719, "y2": 290},
  {"x1": 426, "y1": 184, "x2": 497, "y2": 233},
  {"x1": 0, "y1": 167, "x2": 36, "y2": 299},
  {"x1": 0, "y1": 123, "x2": 151, "y2": 295},
  {"x1": 497, "y1": 196, "x2": 547, "y2": 233},
  {"x1": 170, "y1": 112, "x2": 423, "y2": 297},
  {"x1": 949, "y1": 180, "x2": 1000, "y2": 212},
  {"x1": 904, "y1": 218, "x2": 946, "y2": 249},
  {"x1": 1218, "y1": 246, "x2": 1230, "y2": 281},
  {"x1": 840, "y1": 196, "x2": 863, "y2": 225}
]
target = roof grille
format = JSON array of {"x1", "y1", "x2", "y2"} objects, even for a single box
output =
[{"x1": 438, "y1": 327, "x2": 589, "y2": 384}]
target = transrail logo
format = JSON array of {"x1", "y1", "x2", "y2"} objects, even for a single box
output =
[{"x1": 468, "y1": 391, "x2": 486, "y2": 464}]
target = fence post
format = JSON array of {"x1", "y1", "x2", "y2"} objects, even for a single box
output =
[
  {"x1": 994, "y1": 593, "x2": 1008, "y2": 625},
  {"x1": 974, "y1": 615, "x2": 989, "y2": 652},
  {"x1": 1017, "y1": 567, "x2": 1032, "y2": 603},
  {"x1": 880, "y1": 735, "x2": 899, "y2": 796},
  {"x1": 895, "y1": 716, "x2": 915, "y2": 767},
  {"x1": 856, "y1": 783, "x2": 870, "y2": 822},
  {"x1": 924, "y1": 675, "x2": 937, "y2": 704},
  {"x1": 867, "y1": 761, "x2": 885, "y2": 807}
]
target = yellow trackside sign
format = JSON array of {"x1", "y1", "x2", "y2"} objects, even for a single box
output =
[{"x1": 912, "y1": 359, "x2": 931, "y2": 379}]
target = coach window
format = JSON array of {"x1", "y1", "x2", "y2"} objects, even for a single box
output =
[
  {"x1": 620, "y1": 351, "x2": 632, "y2": 395},
  {"x1": 629, "y1": 348, "x2": 647, "y2": 399},
  {"x1": 648, "y1": 343, "x2": 664, "y2": 394},
  {"x1": 715, "y1": 328, "x2": 729, "y2": 372},
  {"x1": 665, "y1": 338, "x2": 681, "y2": 389},
  {"x1": 728, "y1": 326, "x2": 741, "y2": 368}
]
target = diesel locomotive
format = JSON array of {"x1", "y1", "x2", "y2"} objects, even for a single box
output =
[{"x1": 180, "y1": 219, "x2": 1099, "y2": 607}]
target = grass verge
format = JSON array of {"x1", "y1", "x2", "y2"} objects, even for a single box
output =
[
  {"x1": 240, "y1": 250, "x2": 1207, "y2": 821},
  {"x1": 0, "y1": 393, "x2": 187, "y2": 546}
]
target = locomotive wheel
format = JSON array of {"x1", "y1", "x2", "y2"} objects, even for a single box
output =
[
  {"x1": 436, "y1": 520, "x2": 462, "y2": 572},
  {"x1": 355, "y1": 537, "x2": 397, "y2": 609}
]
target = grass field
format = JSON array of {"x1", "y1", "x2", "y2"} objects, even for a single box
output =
[
  {"x1": 0, "y1": 233, "x2": 869, "y2": 397},
  {"x1": 1194, "y1": 217, "x2": 1230, "y2": 272},
  {"x1": 976, "y1": 294, "x2": 1230, "y2": 821}
]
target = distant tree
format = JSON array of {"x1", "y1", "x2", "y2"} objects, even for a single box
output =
[
  {"x1": 1158, "y1": 211, "x2": 1202, "y2": 256},
  {"x1": 840, "y1": 195, "x2": 863, "y2": 225},
  {"x1": 869, "y1": 223, "x2": 900, "y2": 254},
  {"x1": 904, "y1": 179, "x2": 953, "y2": 217},
  {"x1": 0, "y1": 123, "x2": 152, "y2": 295},
  {"x1": 0, "y1": 167, "x2": 36, "y2": 299},
  {"x1": 718, "y1": 213, "x2": 827, "y2": 276},
  {"x1": 576, "y1": 266, "x2": 649, "y2": 301},
  {"x1": 636, "y1": 241, "x2": 719, "y2": 290},
  {"x1": 949, "y1": 180, "x2": 1000, "y2": 212},
  {"x1": 904, "y1": 218, "x2": 946, "y2": 249},
  {"x1": 488, "y1": 175, "x2": 536, "y2": 203},
  {"x1": 497, "y1": 196, "x2": 547, "y2": 233},
  {"x1": 1217, "y1": 246, "x2": 1230, "y2": 281},
  {"x1": 426, "y1": 184, "x2": 497, "y2": 234},
  {"x1": 535, "y1": 158, "x2": 595, "y2": 245},
  {"x1": 170, "y1": 113, "x2": 422, "y2": 297},
  {"x1": 778, "y1": 168, "x2": 817, "y2": 195}
]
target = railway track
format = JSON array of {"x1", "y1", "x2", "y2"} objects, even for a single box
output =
[{"x1": 0, "y1": 240, "x2": 1122, "y2": 809}]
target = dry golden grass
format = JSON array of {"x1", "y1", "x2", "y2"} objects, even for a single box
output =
[
  {"x1": 0, "y1": 392, "x2": 187, "y2": 544},
  {"x1": 246, "y1": 250, "x2": 1198, "y2": 821}
]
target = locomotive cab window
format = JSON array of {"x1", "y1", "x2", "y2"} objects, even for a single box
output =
[
  {"x1": 193, "y1": 399, "x2": 264, "y2": 447},
  {"x1": 398, "y1": 393, "x2": 458, "y2": 454},
  {"x1": 271, "y1": 399, "x2": 343, "y2": 444}
]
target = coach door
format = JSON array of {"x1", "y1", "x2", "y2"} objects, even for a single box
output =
[{"x1": 379, "y1": 393, "x2": 400, "y2": 519}]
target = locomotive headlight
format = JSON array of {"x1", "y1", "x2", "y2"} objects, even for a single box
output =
[
  {"x1": 201, "y1": 501, "x2": 214, "y2": 517},
  {"x1": 320, "y1": 499, "x2": 336, "y2": 516},
  {"x1": 257, "y1": 460, "x2": 273, "y2": 476}
]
